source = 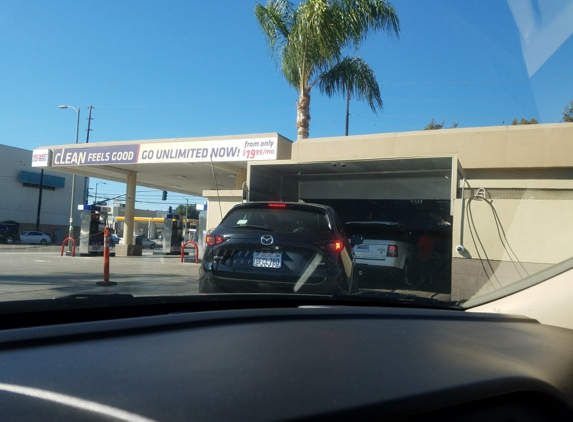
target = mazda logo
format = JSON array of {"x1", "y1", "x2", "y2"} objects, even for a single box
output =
[{"x1": 261, "y1": 235, "x2": 274, "y2": 245}]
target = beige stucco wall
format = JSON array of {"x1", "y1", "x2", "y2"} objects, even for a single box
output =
[
  {"x1": 291, "y1": 123, "x2": 573, "y2": 170},
  {"x1": 452, "y1": 196, "x2": 573, "y2": 265},
  {"x1": 450, "y1": 193, "x2": 573, "y2": 301}
]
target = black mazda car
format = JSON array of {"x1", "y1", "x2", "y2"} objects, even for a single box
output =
[{"x1": 199, "y1": 202, "x2": 354, "y2": 295}]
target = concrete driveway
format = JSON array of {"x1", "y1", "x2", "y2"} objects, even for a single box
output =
[{"x1": 0, "y1": 244, "x2": 200, "y2": 301}]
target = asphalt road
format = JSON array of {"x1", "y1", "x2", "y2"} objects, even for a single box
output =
[
  {"x1": 0, "y1": 244, "x2": 200, "y2": 301},
  {"x1": 0, "y1": 244, "x2": 451, "y2": 303}
]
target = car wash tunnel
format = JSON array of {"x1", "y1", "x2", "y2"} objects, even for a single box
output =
[{"x1": 247, "y1": 157, "x2": 459, "y2": 294}]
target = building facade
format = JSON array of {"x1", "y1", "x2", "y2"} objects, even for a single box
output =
[{"x1": 0, "y1": 144, "x2": 86, "y2": 243}]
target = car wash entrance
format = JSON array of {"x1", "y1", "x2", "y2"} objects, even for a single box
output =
[{"x1": 247, "y1": 157, "x2": 463, "y2": 295}]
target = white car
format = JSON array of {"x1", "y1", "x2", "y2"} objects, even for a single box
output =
[
  {"x1": 134, "y1": 235, "x2": 157, "y2": 249},
  {"x1": 345, "y1": 221, "x2": 417, "y2": 285},
  {"x1": 20, "y1": 231, "x2": 51, "y2": 245}
]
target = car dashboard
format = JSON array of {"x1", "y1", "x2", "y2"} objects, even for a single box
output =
[{"x1": 0, "y1": 302, "x2": 572, "y2": 421}]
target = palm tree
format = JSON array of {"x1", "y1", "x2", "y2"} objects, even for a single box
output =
[{"x1": 255, "y1": 0, "x2": 399, "y2": 139}]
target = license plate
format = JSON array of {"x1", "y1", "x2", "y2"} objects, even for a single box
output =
[
  {"x1": 253, "y1": 252, "x2": 282, "y2": 268},
  {"x1": 354, "y1": 244, "x2": 387, "y2": 260}
]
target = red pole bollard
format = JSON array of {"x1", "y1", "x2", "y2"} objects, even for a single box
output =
[
  {"x1": 103, "y1": 228, "x2": 110, "y2": 282},
  {"x1": 60, "y1": 237, "x2": 76, "y2": 257},
  {"x1": 96, "y1": 228, "x2": 117, "y2": 286},
  {"x1": 181, "y1": 240, "x2": 199, "y2": 264}
]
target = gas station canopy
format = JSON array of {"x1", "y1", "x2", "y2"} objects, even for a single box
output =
[
  {"x1": 31, "y1": 130, "x2": 466, "y2": 256},
  {"x1": 32, "y1": 133, "x2": 293, "y2": 195}
]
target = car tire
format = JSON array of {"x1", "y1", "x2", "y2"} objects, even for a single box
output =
[
  {"x1": 150, "y1": 243, "x2": 156, "y2": 249},
  {"x1": 40, "y1": 239, "x2": 47, "y2": 246},
  {"x1": 5, "y1": 236, "x2": 14, "y2": 245}
]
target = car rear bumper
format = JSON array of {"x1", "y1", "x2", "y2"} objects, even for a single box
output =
[
  {"x1": 199, "y1": 267, "x2": 349, "y2": 296},
  {"x1": 354, "y1": 257, "x2": 403, "y2": 269},
  {"x1": 353, "y1": 264, "x2": 405, "y2": 289}
]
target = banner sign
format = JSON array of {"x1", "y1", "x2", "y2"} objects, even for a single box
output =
[
  {"x1": 31, "y1": 149, "x2": 51, "y2": 167},
  {"x1": 137, "y1": 137, "x2": 278, "y2": 164},
  {"x1": 43, "y1": 137, "x2": 278, "y2": 167},
  {"x1": 52, "y1": 145, "x2": 140, "y2": 166}
]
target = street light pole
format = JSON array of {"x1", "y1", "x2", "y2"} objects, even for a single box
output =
[
  {"x1": 59, "y1": 105, "x2": 80, "y2": 248},
  {"x1": 95, "y1": 182, "x2": 107, "y2": 205}
]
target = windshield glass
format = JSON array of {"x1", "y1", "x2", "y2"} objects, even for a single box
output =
[
  {"x1": 1, "y1": 0, "x2": 572, "y2": 313},
  {"x1": 221, "y1": 207, "x2": 331, "y2": 233}
]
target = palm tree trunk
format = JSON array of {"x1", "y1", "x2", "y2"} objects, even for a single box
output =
[{"x1": 296, "y1": 88, "x2": 311, "y2": 139}]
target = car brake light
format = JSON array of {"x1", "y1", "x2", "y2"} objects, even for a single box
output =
[
  {"x1": 314, "y1": 240, "x2": 344, "y2": 252},
  {"x1": 387, "y1": 245, "x2": 398, "y2": 257},
  {"x1": 268, "y1": 203, "x2": 287, "y2": 208},
  {"x1": 327, "y1": 240, "x2": 343, "y2": 252},
  {"x1": 206, "y1": 235, "x2": 226, "y2": 246}
]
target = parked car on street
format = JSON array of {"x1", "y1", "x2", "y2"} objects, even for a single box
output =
[
  {"x1": 0, "y1": 223, "x2": 21, "y2": 244},
  {"x1": 110, "y1": 234, "x2": 122, "y2": 247},
  {"x1": 199, "y1": 202, "x2": 354, "y2": 295},
  {"x1": 134, "y1": 235, "x2": 156, "y2": 249},
  {"x1": 19, "y1": 231, "x2": 51, "y2": 245},
  {"x1": 345, "y1": 221, "x2": 417, "y2": 286}
]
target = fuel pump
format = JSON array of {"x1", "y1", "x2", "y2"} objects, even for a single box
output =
[
  {"x1": 78, "y1": 205, "x2": 110, "y2": 255},
  {"x1": 162, "y1": 214, "x2": 183, "y2": 254}
]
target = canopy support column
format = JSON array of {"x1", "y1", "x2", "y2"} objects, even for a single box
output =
[{"x1": 124, "y1": 171, "x2": 137, "y2": 247}]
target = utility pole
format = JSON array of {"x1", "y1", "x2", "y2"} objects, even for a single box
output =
[
  {"x1": 85, "y1": 105, "x2": 94, "y2": 143},
  {"x1": 84, "y1": 105, "x2": 94, "y2": 205}
]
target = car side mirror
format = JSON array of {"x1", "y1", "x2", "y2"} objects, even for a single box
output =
[{"x1": 351, "y1": 235, "x2": 363, "y2": 246}]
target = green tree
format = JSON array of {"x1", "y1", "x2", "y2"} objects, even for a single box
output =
[
  {"x1": 255, "y1": 0, "x2": 400, "y2": 139},
  {"x1": 423, "y1": 119, "x2": 458, "y2": 130},
  {"x1": 563, "y1": 100, "x2": 573, "y2": 122},
  {"x1": 511, "y1": 118, "x2": 538, "y2": 125},
  {"x1": 174, "y1": 204, "x2": 199, "y2": 220}
]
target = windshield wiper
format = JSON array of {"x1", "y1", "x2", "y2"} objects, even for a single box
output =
[{"x1": 232, "y1": 225, "x2": 272, "y2": 231}]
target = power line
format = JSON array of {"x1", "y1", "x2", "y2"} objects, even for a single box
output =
[
  {"x1": 377, "y1": 97, "x2": 572, "y2": 102},
  {"x1": 378, "y1": 78, "x2": 573, "y2": 86},
  {"x1": 95, "y1": 93, "x2": 295, "y2": 109}
]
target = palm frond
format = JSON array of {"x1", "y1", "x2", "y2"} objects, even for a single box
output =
[
  {"x1": 339, "y1": 0, "x2": 400, "y2": 48},
  {"x1": 254, "y1": 1, "x2": 295, "y2": 61},
  {"x1": 255, "y1": 0, "x2": 399, "y2": 137},
  {"x1": 317, "y1": 56, "x2": 383, "y2": 112}
]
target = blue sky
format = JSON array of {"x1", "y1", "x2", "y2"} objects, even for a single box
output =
[{"x1": 1, "y1": 0, "x2": 572, "y2": 209}]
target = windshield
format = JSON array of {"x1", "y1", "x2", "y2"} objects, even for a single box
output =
[
  {"x1": 1, "y1": 0, "x2": 572, "y2": 315},
  {"x1": 221, "y1": 207, "x2": 331, "y2": 233}
]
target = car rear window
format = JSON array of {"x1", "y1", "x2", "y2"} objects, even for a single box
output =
[
  {"x1": 3, "y1": 225, "x2": 18, "y2": 233},
  {"x1": 345, "y1": 223, "x2": 409, "y2": 242},
  {"x1": 220, "y1": 208, "x2": 331, "y2": 234}
]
